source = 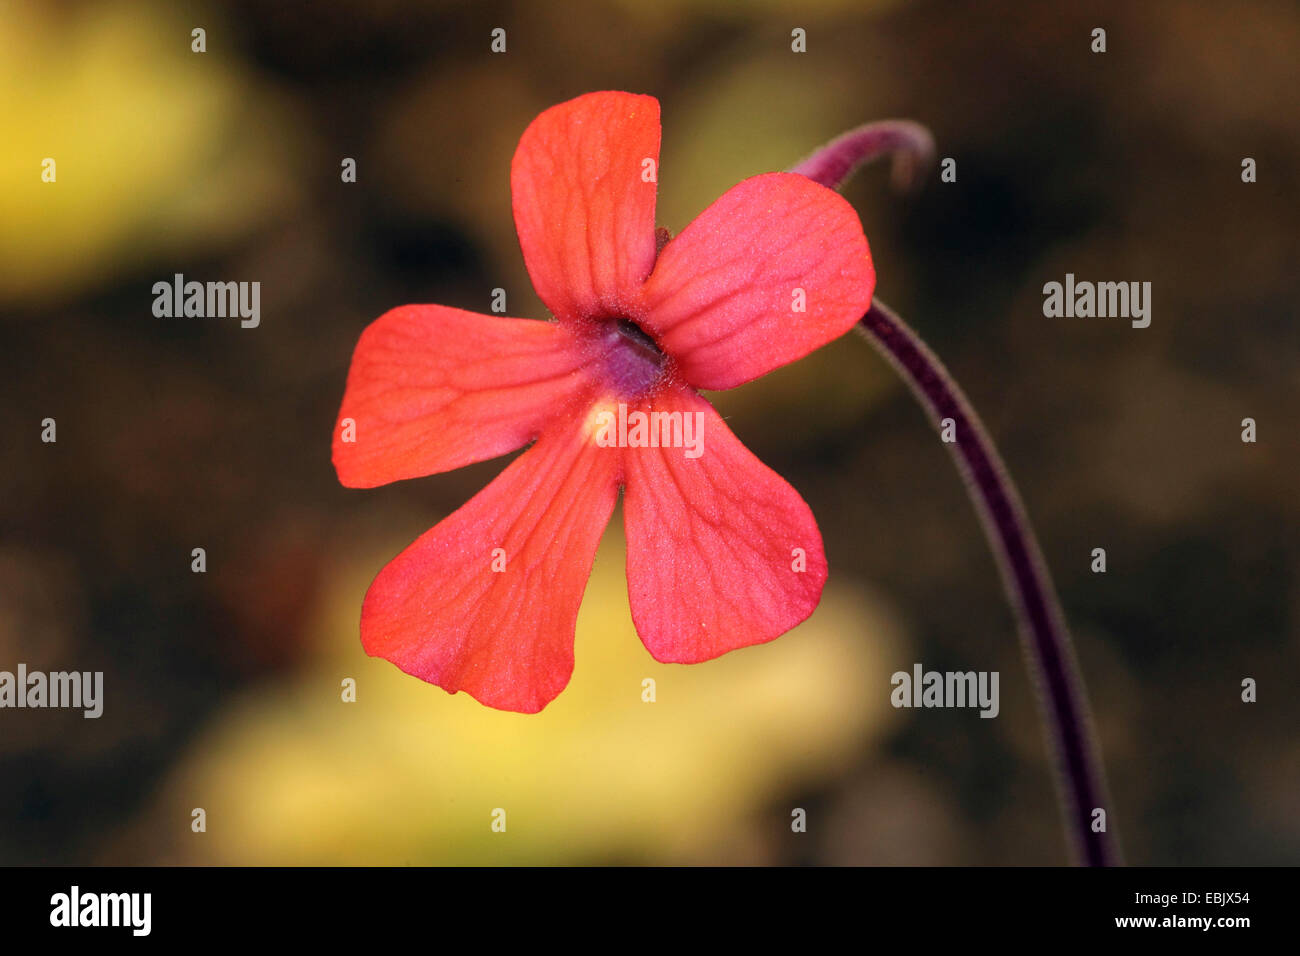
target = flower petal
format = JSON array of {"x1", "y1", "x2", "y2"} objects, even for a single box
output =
[
  {"x1": 637, "y1": 172, "x2": 874, "y2": 390},
  {"x1": 333, "y1": 305, "x2": 593, "y2": 488},
  {"x1": 622, "y1": 387, "x2": 827, "y2": 662},
  {"x1": 511, "y1": 91, "x2": 660, "y2": 322},
  {"x1": 360, "y1": 416, "x2": 621, "y2": 713}
]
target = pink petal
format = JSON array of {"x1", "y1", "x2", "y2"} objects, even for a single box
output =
[
  {"x1": 360, "y1": 414, "x2": 621, "y2": 713},
  {"x1": 637, "y1": 172, "x2": 875, "y2": 390},
  {"x1": 621, "y1": 386, "x2": 828, "y2": 662},
  {"x1": 333, "y1": 305, "x2": 593, "y2": 488},
  {"x1": 511, "y1": 91, "x2": 661, "y2": 322}
]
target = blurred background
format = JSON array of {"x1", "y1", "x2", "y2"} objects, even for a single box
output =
[{"x1": 1, "y1": 0, "x2": 1296, "y2": 865}]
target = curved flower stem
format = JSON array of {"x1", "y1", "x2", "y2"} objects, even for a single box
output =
[
  {"x1": 790, "y1": 125, "x2": 1118, "y2": 865},
  {"x1": 857, "y1": 300, "x2": 1118, "y2": 867},
  {"x1": 789, "y1": 120, "x2": 936, "y2": 193}
]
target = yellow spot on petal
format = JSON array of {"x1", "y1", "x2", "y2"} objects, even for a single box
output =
[{"x1": 583, "y1": 398, "x2": 619, "y2": 447}]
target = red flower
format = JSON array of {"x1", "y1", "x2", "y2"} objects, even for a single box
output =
[{"x1": 333, "y1": 91, "x2": 875, "y2": 713}]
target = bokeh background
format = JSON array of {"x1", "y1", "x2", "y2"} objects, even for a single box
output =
[{"x1": 2, "y1": 0, "x2": 1296, "y2": 865}]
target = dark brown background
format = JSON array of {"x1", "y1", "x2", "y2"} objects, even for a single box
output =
[{"x1": 2, "y1": 0, "x2": 1296, "y2": 864}]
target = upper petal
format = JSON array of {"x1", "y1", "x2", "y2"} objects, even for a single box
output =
[
  {"x1": 360, "y1": 414, "x2": 621, "y2": 713},
  {"x1": 636, "y1": 172, "x2": 874, "y2": 390},
  {"x1": 621, "y1": 386, "x2": 828, "y2": 663},
  {"x1": 333, "y1": 305, "x2": 593, "y2": 488},
  {"x1": 511, "y1": 91, "x2": 660, "y2": 323}
]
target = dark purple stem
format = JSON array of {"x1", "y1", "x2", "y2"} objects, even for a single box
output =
[
  {"x1": 857, "y1": 300, "x2": 1117, "y2": 867},
  {"x1": 790, "y1": 125, "x2": 1119, "y2": 865},
  {"x1": 789, "y1": 120, "x2": 936, "y2": 193}
]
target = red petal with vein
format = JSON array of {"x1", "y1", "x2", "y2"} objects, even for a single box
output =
[
  {"x1": 333, "y1": 305, "x2": 592, "y2": 488},
  {"x1": 622, "y1": 387, "x2": 827, "y2": 662},
  {"x1": 637, "y1": 172, "x2": 875, "y2": 390},
  {"x1": 360, "y1": 418, "x2": 621, "y2": 713},
  {"x1": 511, "y1": 91, "x2": 660, "y2": 322}
]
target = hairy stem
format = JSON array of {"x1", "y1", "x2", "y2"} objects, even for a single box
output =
[
  {"x1": 857, "y1": 300, "x2": 1118, "y2": 866},
  {"x1": 790, "y1": 124, "x2": 1119, "y2": 865},
  {"x1": 789, "y1": 119, "x2": 935, "y2": 193}
]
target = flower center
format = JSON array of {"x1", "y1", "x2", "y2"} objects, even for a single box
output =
[{"x1": 596, "y1": 317, "x2": 667, "y2": 398}]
